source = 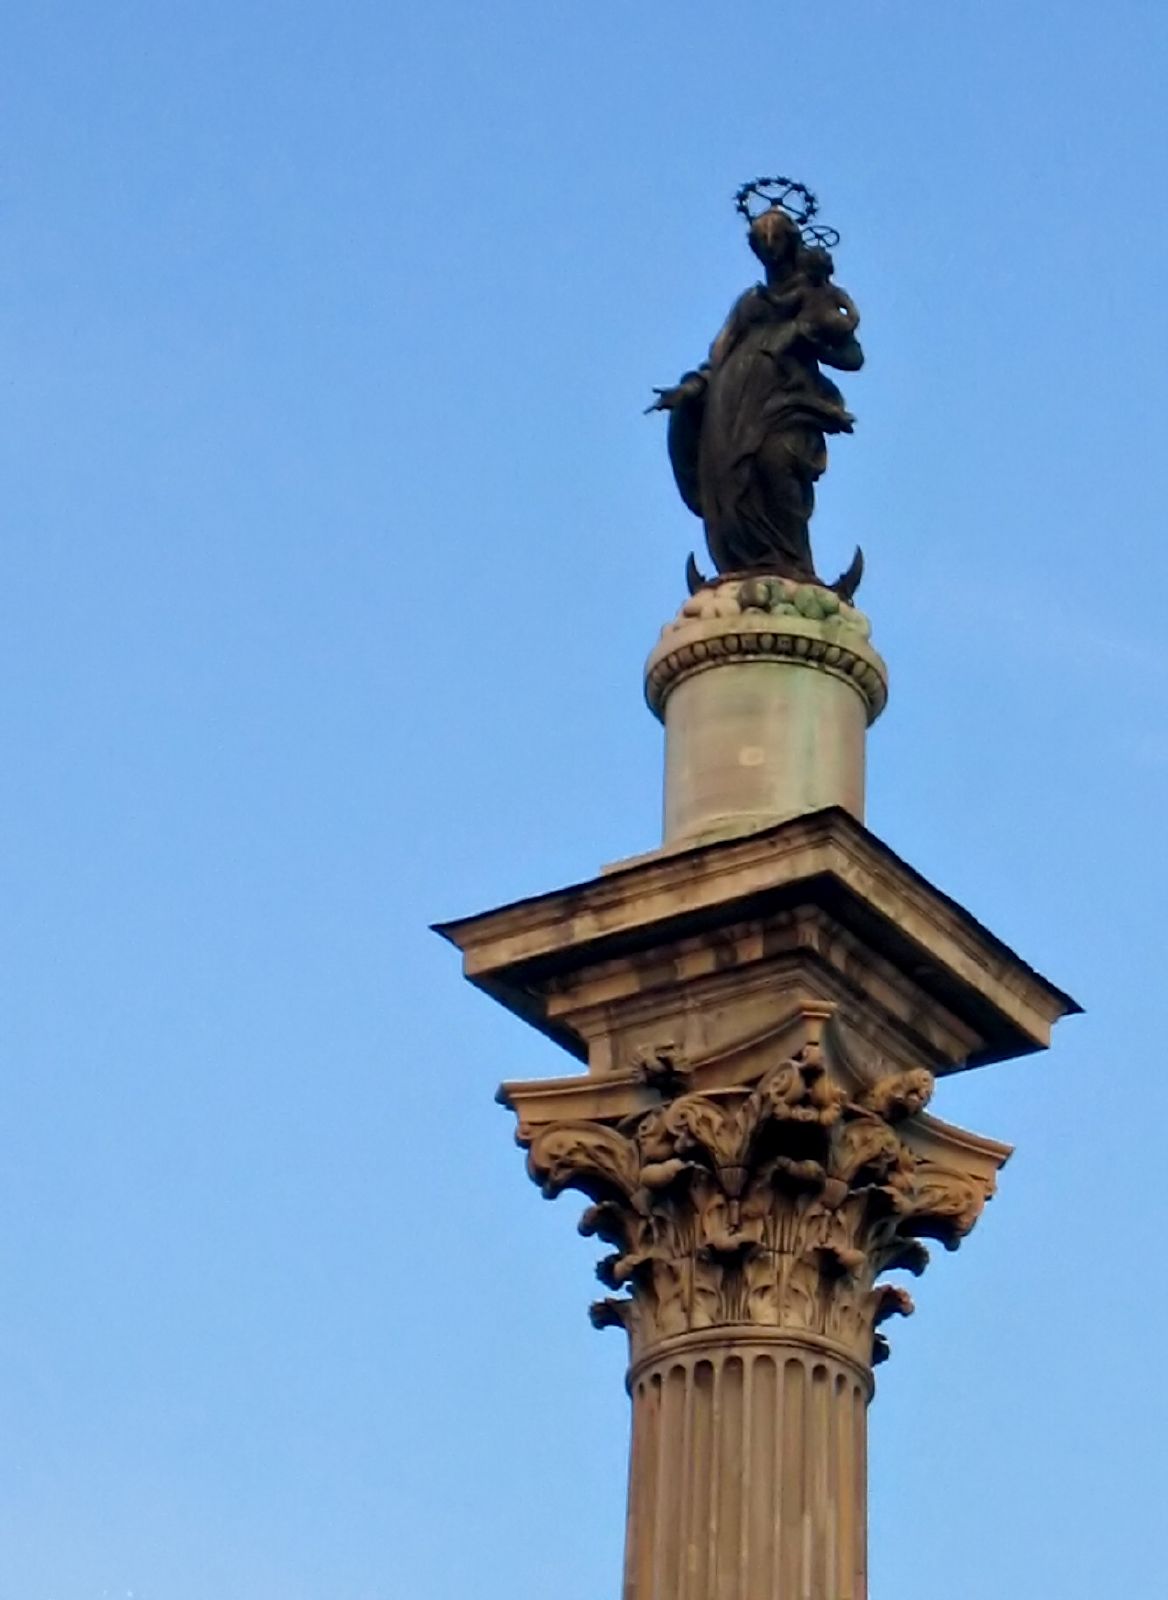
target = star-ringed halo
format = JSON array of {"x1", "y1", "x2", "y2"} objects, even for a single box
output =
[{"x1": 734, "y1": 177, "x2": 839, "y2": 248}]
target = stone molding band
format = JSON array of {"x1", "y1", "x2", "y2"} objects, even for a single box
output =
[
  {"x1": 645, "y1": 619, "x2": 888, "y2": 724},
  {"x1": 627, "y1": 1324, "x2": 876, "y2": 1396}
]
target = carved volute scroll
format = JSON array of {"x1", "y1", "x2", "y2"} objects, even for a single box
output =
[{"x1": 522, "y1": 1039, "x2": 994, "y2": 1370}]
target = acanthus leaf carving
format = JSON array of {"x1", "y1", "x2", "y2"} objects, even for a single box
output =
[
  {"x1": 901, "y1": 1161, "x2": 989, "y2": 1250},
  {"x1": 857, "y1": 1068, "x2": 935, "y2": 1122},
  {"x1": 521, "y1": 1052, "x2": 997, "y2": 1368}
]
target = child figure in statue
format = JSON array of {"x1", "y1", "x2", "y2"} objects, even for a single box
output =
[{"x1": 783, "y1": 245, "x2": 861, "y2": 362}]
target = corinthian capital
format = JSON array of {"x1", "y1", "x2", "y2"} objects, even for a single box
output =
[{"x1": 524, "y1": 1048, "x2": 999, "y2": 1369}]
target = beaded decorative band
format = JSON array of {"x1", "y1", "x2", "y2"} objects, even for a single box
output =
[{"x1": 644, "y1": 577, "x2": 888, "y2": 723}]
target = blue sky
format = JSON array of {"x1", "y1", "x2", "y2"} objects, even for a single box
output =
[{"x1": 1, "y1": 3, "x2": 1165, "y2": 1596}]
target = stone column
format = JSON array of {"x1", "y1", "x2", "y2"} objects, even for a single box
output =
[
  {"x1": 645, "y1": 577, "x2": 887, "y2": 849},
  {"x1": 435, "y1": 588, "x2": 1076, "y2": 1600},
  {"x1": 525, "y1": 1037, "x2": 1003, "y2": 1600},
  {"x1": 623, "y1": 1335, "x2": 868, "y2": 1600}
]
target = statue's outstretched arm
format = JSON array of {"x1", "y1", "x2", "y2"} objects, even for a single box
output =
[
  {"x1": 645, "y1": 365, "x2": 708, "y2": 416},
  {"x1": 644, "y1": 368, "x2": 707, "y2": 520}
]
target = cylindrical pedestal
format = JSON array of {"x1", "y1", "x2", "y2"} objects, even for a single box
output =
[
  {"x1": 661, "y1": 660, "x2": 868, "y2": 844},
  {"x1": 624, "y1": 1332, "x2": 871, "y2": 1600},
  {"x1": 644, "y1": 577, "x2": 888, "y2": 850}
]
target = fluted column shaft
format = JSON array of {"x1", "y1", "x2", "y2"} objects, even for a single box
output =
[{"x1": 623, "y1": 1332, "x2": 870, "y2": 1600}]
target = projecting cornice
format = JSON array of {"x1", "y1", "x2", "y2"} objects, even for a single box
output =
[{"x1": 434, "y1": 806, "x2": 1079, "y2": 1074}]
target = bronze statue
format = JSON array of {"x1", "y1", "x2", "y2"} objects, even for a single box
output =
[{"x1": 649, "y1": 179, "x2": 864, "y2": 594}]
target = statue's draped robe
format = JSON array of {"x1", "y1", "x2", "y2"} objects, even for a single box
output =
[{"x1": 667, "y1": 285, "x2": 860, "y2": 580}]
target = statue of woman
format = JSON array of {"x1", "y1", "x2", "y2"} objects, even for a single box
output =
[{"x1": 649, "y1": 205, "x2": 863, "y2": 588}]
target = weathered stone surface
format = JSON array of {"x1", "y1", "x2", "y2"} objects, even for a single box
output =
[
  {"x1": 437, "y1": 805, "x2": 1077, "y2": 1600},
  {"x1": 436, "y1": 807, "x2": 1077, "y2": 1076},
  {"x1": 622, "y1": 1333, "x2": 869, "y2": 1600},
  {"x1": 526, "y1": 1022, "x2": 1001, "y2": 1370},
  {"x1": 517, "y1": 1014, "x2": 1007, "y2": 1599},
  {"x1": 645, "y1": 577, "x2": 887, "y2": 847},
  {"x1": 646, "y1": 575, "x2": 884, "y2": 721}
]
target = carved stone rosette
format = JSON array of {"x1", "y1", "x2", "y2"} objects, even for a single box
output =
[{"x1": 524, "y1": 1043, "x2": 988, "y2": 1373}]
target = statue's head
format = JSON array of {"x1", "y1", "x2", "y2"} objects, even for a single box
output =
[{"x1": 747, "y1": 207, "x2": 801, "y2": 274}]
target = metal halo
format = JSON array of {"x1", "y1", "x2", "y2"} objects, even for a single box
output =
[
  {"x1": 734, "y1": 175, "x2": 819, "y2": 228},
  {"x1": 802, "y1": 222, "x2": 841, "y2": 251}
]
